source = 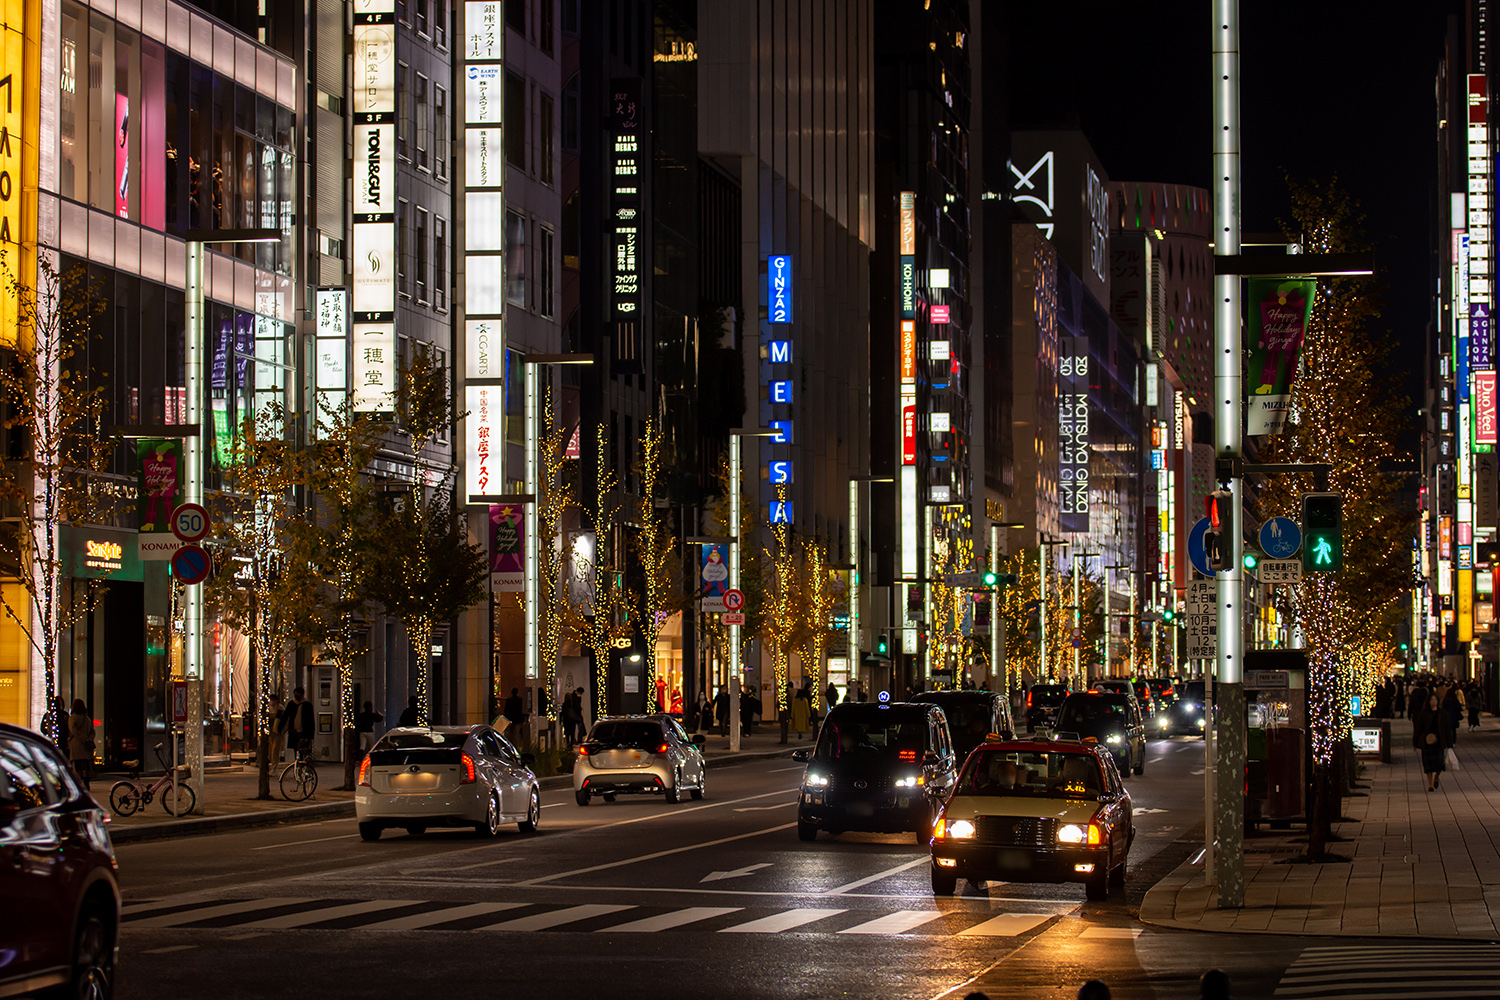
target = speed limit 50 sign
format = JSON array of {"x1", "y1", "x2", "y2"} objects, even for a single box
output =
[{"x1": 171, "y1": 503, "x2": 210, "y2": 543}]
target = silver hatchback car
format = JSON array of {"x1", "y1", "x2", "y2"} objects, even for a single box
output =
[
  {"x1": 573, "y1": 715, "x2": 706, "y2": 805},
  {"x1": 357, "y1": 725, "x2": 541, "y2": 840}
]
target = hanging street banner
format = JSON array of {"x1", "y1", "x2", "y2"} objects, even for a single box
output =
[
  {"x1": 699, "y1": 543, "x2": 729, "y2": 612},
  {"x1": 137, "y1": 439, "x2": 184, "y2": 561},
  {"x1": 1246, "y1": 278, "x2": 1317, "y2": 436},
  {"x1": 489, "y1": 504, "x2": 524, "y2": 592}
]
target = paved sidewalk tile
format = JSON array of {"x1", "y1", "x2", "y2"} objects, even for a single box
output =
[{"x1": 1140, "y1": 711, "x2": 1500, "y2": 940}]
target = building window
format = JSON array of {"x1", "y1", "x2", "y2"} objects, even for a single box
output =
[
  {"x1": 540, "y1": 0, "x2": 554, "y2": 56},
  {"x1": 536, "y1": 224, "x2": 554, "y2": 318},
  {"x1": 539, "y1": 92, "x2": 554, "y2": 186},
  {"x1": 434, "y1": 85, "x2": 449, "y2": 180},
  {"x1": 562, "y1": 0, "x2": 579, "y2": 34},
  {"x1": 561, "y1": 191, "x2": 579, "y2": 269},
  {"x1": 434, "y1": 1, "x2": 448, "y2": 47},
  {"x1": 505, "y1": 71, "x2": 525, "y2": 168},
  {"x1": 397, "y1": 199, "x2": 409, "y2": 297},
  {"x1": 562, "y1": 75, "x2": 579, "y2": 151},
  {"x1": 415, "y1": 207, "x2": 429, "y2": 303},
  {"x1": 434, "y1": 216, "x2": 448, "y2": 311},
  {"x1": 397, "y1": 63, "x2": 410, "y2": 161},
  {"x1": 506, "y1": 0, "x2": 523, "y2": 32},
  {"x1": 505, "y1": 210, "x2": 526, "y2": 305},
  {"x1": 416, "y1": 74, "x2": 429, "y2": 172}
]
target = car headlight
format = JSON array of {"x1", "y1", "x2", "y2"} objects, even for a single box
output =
[
  {"x1": 1057, "y1": 823, "x2": 1103, "y2": 845},
  {"x1": 947, "y1": 819, "x2": 976, "y2": 839},
  {"x1": 1158, "y1": 716, "x2": 1169, "y2": 727},
  {"x1": 896, "y1": 775, "x2": 919, "y2": 789},
  {"x1": 1105, "y1": 734, "x2": 1123, "y2": 744},
  {"x1": 804, "y1": 773, "x2": 829, "y2": 787},
  {"x1": 1197, "y1": 718, "x2": 1206, "y2": 727}
]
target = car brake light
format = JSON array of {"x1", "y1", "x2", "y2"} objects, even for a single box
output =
[
  {"x1": 899, "y1": 749, "x2": 916, "y2": 761},
  {"x1": 656, "y1": 742, "x2": 671, "y2": 754},
  {"x1": 1027, "y1": 691, "x2": 1034, "y2": 707},
  {"x1": 577, "y1": 745, "x2": 590, "y2": 756},
  {"x1": 358, "y1": 757, "x2": 372, "y2": 786},
  {"x1": 460, "y1": 753, "x2": 477, "y2": 783}
]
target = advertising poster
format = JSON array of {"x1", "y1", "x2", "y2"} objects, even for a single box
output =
[
  {"x1": 114, "y1": 95, "x2": 130, "y2": 217},
  {"x1": 488, "y1": 504, "x2": 523, "y2": 592},
  {"x1": 1246, "y1": 278, "x2": 1317, "y2": 435},
  {"x1": 136, "y1": 438, "x2": 182, "y2": 533},
  {"x1": 699, "y1": 543, "x2": 729, "y2": 611}
]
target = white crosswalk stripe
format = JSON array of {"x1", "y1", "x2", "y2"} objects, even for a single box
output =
[
  {"x1": 479, "y1": 903, "x2": 635, "y2": 932},
  {"x1": 957, "y1": 913, "x2": 1050, "y2": 937},
  {"x1": 719, "y1": 907, "x2": 846, "y2": 933},
  {"x1": 129, "y1": 898, "x2": 319, "y2": 929},
  {"x1": 1275, "y1": 945, "x2": 1500, "y2": 998},
  {"x1": 837, "y1": 909, "x2": 945, "y2": 935},
  {"x1": 238, "y1": 899, "x2": 424, "y2": 930},
  {"x1": 604, "y1": 906, "x2": 743, "y2": 933},
  {"x1": 362, "y1": 902, "x2": 525, "y2": 931}
]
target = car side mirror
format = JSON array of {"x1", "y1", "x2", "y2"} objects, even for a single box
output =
[
  {"x1": 922, "y1": 751, "x2": 940, "y2": 767},
  {"x1": 520, "y1": 753, "x2": 536, "y2": 766},
  {"x1": 691, "y1": 734, "x2": 706, "y2": 747},
  {"x1": 790, "y1": 747, "x2": 812, "y2": 762}
]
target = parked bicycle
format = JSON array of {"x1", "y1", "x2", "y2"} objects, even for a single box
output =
[
  {"x1": 108, "y1": 743, "x2": 195, "y2": 817},
  {"x1": 280, "y1": 740, "x2": 318, "y2": 801}
]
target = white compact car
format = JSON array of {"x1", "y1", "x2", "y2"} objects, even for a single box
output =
[
  {"x1": 357, "y1": 725, "x2": 541, "y2": 840},
  {"x1": 573, "y1": 715, "x2": 706, "y2": 805}
]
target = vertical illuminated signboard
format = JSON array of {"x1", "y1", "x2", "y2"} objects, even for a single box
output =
[
  {"x1": 352, "y1": 0, "x2": 397, "y2": 412},
  {"x1": 1476, "y1": 371, "x2": 1498, "y2": 446},
  {"x1": 1058, "y1": 337, "x2": 1090, "y2": 533},
  {"x1": 766, "y1": 252, "x2": 792, "y2": 525},
  {"x1": 463, "y1": 2, "x2": 504, "y2": 500},
  {"x1": 899, "y1": 192, "x2": 918, "y2": 577},
  {"x1": 315, "y1": 288, "x2": 348, "y2": 424},
  {"x1": 768, "y1": 255, "x2": 793, "y2": 323},
  {"x1": 611, "y1": 79, "x2": 642, "y2": 318},
  {"x1": 0, "y1": 0, "x2": 30, "y2": 347}
]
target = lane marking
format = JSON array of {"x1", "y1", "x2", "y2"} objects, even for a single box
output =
[
  {"x1": 825, "y1": 857, "x2": 929, "y2": 895},
  {"x1": 362, "y1": 901, "x2": 525, "y2": 930},
  {"x1": 129, "y1": 898, "x2": 318, "y2": 929},
  {"x1": 732, "y1": 803, "x2": 792, "y2": 812},
  {"x1": 1077, "y1": 926, "x2": 1140, "y2": 940},
  {"x1": 767, "y1": 765, "x2": 806, "y2": 773},
  {"x1": 400, "y1": 857, "x2": 522, "y2": 876},
  {"x1": 511, "y1": 822, "x2": 798, "y2": 886},
  {"x1": 579, "y1": 788, "x2": 799, "y2": 834},
  {"x1": 480, "y1": 903, "x2": 634, "y2": 932},
  {"x1": 238, "y1": 899, "x2": 424, "y2": 929},
  {"x1": 251, "y1": 833, "x2": 359, "y2": 851},
  {"x1": 604, "y1": 906, "x2": 743, "y2": 933},
  {"x1": 701, "y1": 862, "x2": 773, "y2": 882},
  {"x1": 839, "y1": 909, "x2": 945, "y2": 935},
  {"x1": 958, "y1": 913, "x2": 1050, "y2": 937},
  {"x1": 142, "y1": 945, "x2": 197, "y2": 954},
  {"x1": 719, "y1": 907, "x2": 845, "y2": 934}
]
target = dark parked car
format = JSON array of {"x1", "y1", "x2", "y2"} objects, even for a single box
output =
[
  {"x1": 792, "y1": 701, "x2": 959, "y2": 843},
  {"x1": 1054, "y1": 692, "x2": 1147, "y2": 776},
  {"x1": 1024, "y1": 683, "x2": 1071, "y2": 732},
  {"x1": 0, "y1": 722, "x2": 119, "y2": 999},
  {"x1": 911, "y1": 689, "x2": 1015, "y2": 763}
]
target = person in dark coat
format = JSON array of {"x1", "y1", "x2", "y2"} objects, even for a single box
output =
[
  {"x1": 1407, "y1": 680, "x2": 1429, "y2": 722},
  {"x1": 1467, "y1": 680, "x2": 1482, "y2": 731},
  {"x1": 1414, "y1": 693, "x2": 1455, "y2": 791},
  {"x1": 713, "y1": 685, "x2": 731, "y2": 736},
  {"x1": 397, "y1": 695, "x2": 420, "y2": 727},
  {"x1": 1443, "y1": 686, "x2": 1464, "y2": 744},
  {"x1": 67, "y1": 700, "x2": 94, "y2": 790},
  {"x1": 356, "y1": 701, "x2": 384, "y2": 754},
  {"x1": 502, "y1": 687, "x2": 525, "y2": 737},
  {"x1": 281, "y1": 688, "x2": 316, "y2": 754},
  {"x1": 740, "y1": 684, "x2": 759, "y2": 736}
]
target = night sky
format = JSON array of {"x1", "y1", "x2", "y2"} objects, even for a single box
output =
[{"x1": 1005, "y1": 0, "x2": 1467, "y2": 434}]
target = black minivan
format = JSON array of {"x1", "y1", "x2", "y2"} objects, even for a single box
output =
[
  {"x1": 792, "y1": 701, "x2": 959, "y2": 843},
  {"x1": 911, "y1": 689, "x2": 1015, "y2": 763}
]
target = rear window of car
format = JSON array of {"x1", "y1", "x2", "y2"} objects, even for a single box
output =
[
  {"x1": 588, "y1": 721, "x2": 665, "y2": 747},
  {"x1": 814, "y1": 708, "x2": 929, "y2": 761},
  {"x1": 1030, "y1": 685, "x2": 1068, "y2": 704},
  {"x1": 957, "y1": 749, "x2": 1103, "y2": 799},
  {"x1": 918, "y1": 698, "x2": 991, "y2": 741},
  {"x1": 1057, "y1": 697, "x2": 1128, "y2": 727},
  {"x1": 369, "y1": 730, "x2": 468, "y2": 766}
]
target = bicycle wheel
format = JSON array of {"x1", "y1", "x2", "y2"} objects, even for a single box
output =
[
  {"x1": 108, "y1": 781, "x2": 142, "y2": 817},
  {"x1": 161, "y1": 781, "x2": 195, "y2": 816},
  {"x1": 280, "y1": 762, "x2": 316, "y2": 801}
]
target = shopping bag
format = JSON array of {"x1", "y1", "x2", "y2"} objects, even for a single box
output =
[{"x1": 1445, "y1": 747, "x2": 1461, "y2": 771}]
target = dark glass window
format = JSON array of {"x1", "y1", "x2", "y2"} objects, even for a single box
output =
[{"x1": 504, "y1": 71, "x2": 525, "y2": 167}]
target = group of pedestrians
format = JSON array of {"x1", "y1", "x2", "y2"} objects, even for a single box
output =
[
  {"x1": 1378, "y1": 672, "x2": 1483, "y2": 731},
  {"x1": 1399, "y1": 671, "x2": 1483, "y2": 791}
]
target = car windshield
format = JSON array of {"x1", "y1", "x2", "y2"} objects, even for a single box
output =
[
  {"x1": 1180, "y1": 683, "x2": 1206, "y2": 705},
  {"x1": 813, "y1": 709, "x2": 927, "y2": 761},
  {"x1": 957, "y1": 749, "x2": 1103, "y2": 799},
  {"x1": 1057, "y1": 698, "x2": 1128, "y2": 728},
  {"x1": 588, "y1": 721, "x2": 664, "y2": 747}
]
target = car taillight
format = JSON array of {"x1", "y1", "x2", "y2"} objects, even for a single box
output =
[
  {"x1": 461, "y1": 753, "x2": 477, "y2": 783},
  {"x1": 358, "y1": 757, "x2": 372, "y2": 786},
  {"x1": 656, "y1": 742, "x2": 671, "y2": 754},
  {"x1": 1027, "y1": 692, "x2": 1034, "y2": 707},
  {"x1": 577, "y1": 745, "x2": 590, "y2": 756}
]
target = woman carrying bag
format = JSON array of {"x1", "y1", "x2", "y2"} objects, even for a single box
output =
[
  {"x1": 1413, "y1": 692, "x2": 1455, "y2": 791},
  {"x1": 67, "y1": 699, "x2": 95, "y2": 790}
]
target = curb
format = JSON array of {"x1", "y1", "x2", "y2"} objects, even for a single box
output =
[{"x1": 109, "y1": 746, "x2": 794, "y2": 844}]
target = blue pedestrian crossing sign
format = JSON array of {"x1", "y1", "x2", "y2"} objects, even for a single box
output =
[
  {"x1": 1187, "y1": 517, "x2": 1218, "y2": 578},
  {"x1": 1259, "y1": 517, "x2": 1302, "y2": 560}
]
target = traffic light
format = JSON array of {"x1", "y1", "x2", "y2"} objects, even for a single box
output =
[
  {"x1": 1301, "y1": 493, "x2": 1344, "y2": 573},
  {"x1": 1243, "y1": 551, "x2": 1259, "y2": 572},
  {"x1": 980, "y1": 570, "x2": 1017, "y2": 587},
  {"x1": 875, "y1": 633, "x2": 889, "y2": 656},
  {"x1": 1162, "y1": 608, "x2": 1176, "y2": 625},
  {"x1": 982, "y1": 570, "x2": 998, "y2": 587}
]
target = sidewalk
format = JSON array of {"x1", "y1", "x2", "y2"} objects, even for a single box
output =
[
  {"x1": 1140, "y1": 714, "x2": 1500, "y2": 939},
  {"x1": 105, "y1": 728, "x2": 796, "y2": 843}
]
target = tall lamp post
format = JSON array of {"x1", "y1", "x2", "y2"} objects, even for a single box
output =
[
  {"x1": 1037, "y1": 537, "x2": 1070, "y2": 681},
  {"x1": 988, "y1": 521, "x2": 1024, "y2": 691},
  {"x1": 729, "y1": 428, "x2": 779, "y2": 752},
  {"x1": 1071, "y1": 551, "x2": 1100, "y2": 684},
  {"x1": 180, "y1": 229, "x2": 281, "y2": 813},
  {"x1": 850, "y1": 476, "x2": 894, "y2": 699}
]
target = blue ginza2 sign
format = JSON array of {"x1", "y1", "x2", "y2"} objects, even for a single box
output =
[
  {"x1": 768, "y1": 255, "x2": 792, "y2": 323},
  {"x1": 1259, "y1": 517, "x2": 1302, "y2": 560}
]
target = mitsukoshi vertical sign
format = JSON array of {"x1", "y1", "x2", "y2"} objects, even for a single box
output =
[
  {"x1": 1058, "y1": 337, "x2": 1089, "y2": 533},
  {"x1": 352, "y1": 0, "x2": 396, "y2": 412}
]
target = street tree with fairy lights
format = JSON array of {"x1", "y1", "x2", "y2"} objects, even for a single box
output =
[
  {"x1": 569, "y1": 423, "x2": 636, "y2": 713},
  {"x1": 996, "y1": 547, "x2": 1106, "y2": 689},
  {"x1": 631, "y1": 417, "x2": 686, "y2": 712},
  {"x1": 0, "y1": 255, "x2": 112, "y2": 742},
  {"x1": 703, "y1": 450, "x2": 765, "y2": 698},
  {"x1": 535, "y1": 387, "x2": 576, "y2": 723},
  {"x1": 1256, "y1": 178, "x2": 1416, "y2": 859}
]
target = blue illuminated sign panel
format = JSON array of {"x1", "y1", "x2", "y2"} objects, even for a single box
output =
[
  {"x1": 769, "y1": 420, "x2": 794, "y2": 444},
  {"x1": 768, "y1": 255, "x2": 793, "y2": 323},
  {"x1": 770, "y1": 500, "x2": 794, "y2": 524},
  {"x1": 770, "y1": 380, "x2": 793, "y2": 404},
  {"x1": 768, "y1": 340, "x2": 791, "y2": 364},
  {"x1": 769, "y1": 461, "x2": 793, "y2": 484}
]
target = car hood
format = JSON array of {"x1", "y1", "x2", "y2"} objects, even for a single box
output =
[{"x1": 940, "y1": 794, "x2": 1101, "y2": 824}]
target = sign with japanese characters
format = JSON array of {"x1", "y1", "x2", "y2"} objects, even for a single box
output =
[
  {"x1": 1259, "y1": 559, "x2": 1303, "y2": 585},
  {"x1": 611, "y1": 79, "x2": 643, "y2": 319},
  {"x1": 1186, "y1": 578, "x2": 1217, "y2": 660}
]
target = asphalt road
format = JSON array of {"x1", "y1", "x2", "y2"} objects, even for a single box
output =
[{"x1": 108, "y1": 738, "x2": 1378, "y2": 999}]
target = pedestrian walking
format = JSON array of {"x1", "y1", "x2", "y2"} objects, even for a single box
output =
[
  {"x1": 572, "y1": 688, "x2": 589, "y2": 745},
  {"x1": 67, "y1": 700, "x2": 94, "y2": 790},
  {"x1": 559, "y1": 689, "x2": 580, "y2": 747},
  {"x1": 356, "y1": 701, "x2": 384, "y2": 754},
  {"x1": 792, "y1": 685, "x2": 811, "y2": 739},
  {"x1": 267, "y1": 693, "x2": 286, "y2": 764},
  {"x1": 1467, "y1": 680, "x2": 1482, "y2": 731},
  {"x1": 714, "y1": 685, "x2": 731, "y2": 736},
  {"x1": 740, "y1": 684, "x2": 759, "y2": 736},
  {"x1": 397, "y1": 695, "x2": 420, "y2": 727},
  {"x1": 281, "y1": 687, "x2": 316, "y2": 758},
  {"x1": 1414, "y1": 693, "x2": 1455, "y2": 791},
  {"x1": 51, "y1": 696, "x2": 70, "y2": 759},
  {"x1": 502, "y1": 687, "x2": 525, "y2": 738},
  {"x1": 696, "y1": 689, "x2": 713, "y2": 733},
  {"x1": 1407, "y1": 680, "x2": 1428, "y2": 722},
  {"x1": 825, "y1": 681, "x2": 839, "y2": 710},
  {"x1": 1443, "y1": 686, "x2": 1464, "y2": 744}
]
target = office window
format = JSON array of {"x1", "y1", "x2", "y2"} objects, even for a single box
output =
[
  {"x1": 416, "y1": 74, "x2": 429, "y2": 171},
  {"x1": 434, "y1": 1, "x2": 448, "y2": 47},
  {"x1": 562, "y1": 75, "x2": 578, "y2": 151},
  {"x1": 397, "y1": 63, "x2": 410, "y2": 161},
  {"x1": 416, "y1": 207, "x2": 429, "y2": 303},
  {"x1": 504, "y1": 71, "x2": 525, "y2": 167},
  {"x1": 539, "y1": 92, "x2": 555, "y2": 186},
  {"x1": 415, "y1": 0, "x2": 428, "y2": 35},
  {"x1": 505, "y1": 210, "x2": 526, "y2": 305},
  {"x1": 434, "y1": 85, "x2": 449, "y2": 180},
  {"x1": 536, "y1": 224, "x2": 554, "y2": 318},
  {"x1": 540, "y1": 0, "x2": 554, "y2": 56},
  {"x1": 434, "y1": 216, "x2": 448, "y2": 311},
  {"x1": 562, "y1": 0, "x2": 579, "y2": 34},
  {"x1": 435, "y1": 347, "x2": 450, "y2": 440},
  {"x1": 397, "y1": 199, "x2": 409, "y2": 297},
  {"x1": 506, "y1": 0, "x2": 523, "y2": 32}
]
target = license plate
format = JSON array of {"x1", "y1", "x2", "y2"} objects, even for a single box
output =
[
  {"x1": 390, "y1": 772, "x2": 440, "y2": 790},
  {"x1": 633, "y1": 753, "x2": 642, "y2": 760},
  {"x1": 848, "y1": 802, "x2": 874, "y2": 817}
]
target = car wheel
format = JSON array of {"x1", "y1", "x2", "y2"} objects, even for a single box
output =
[
  {"x1": 1110, "y1": 851, "x2": 1127, "y2": 888},
  {"x1": 518, "y1": 787, "x2": 541, "y2": 833},
  {"x1": 690, "y1": 777, "x2": 705, "y2": 801},
  {"x1": 71, "y1": 903, "x2": 114, "y2": 1000},
  {"x1": 476, "y1": 793, "x2": 501, "y2": 837},
  {"x1": 574, "y1": 789, "x2": 590, "y2": 806},
  {"x1": 1133, "y1": 751, "x2": 1145, "y2": 776},
  {"x1": 358, "y1": 822, "x2": 382, "y2": 842},
  {"x1": 931, "y1": 868, "x2": 958, "y2": 896},
  {"x1": 665, "y1": 784, "x2": 680, "y2": 804},
  {"x1": 406, "y1": 824, "x2": 426, "y2": 836},
  {"x1": 1085, "y1": 864, "x2": 1110, "y2": 901},
  {"x1": 797, "y1": 819, "x2": 817, "y2": 841}
]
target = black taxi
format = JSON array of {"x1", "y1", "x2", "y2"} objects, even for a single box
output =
[{"x1": 928, "y1": 736, "x2": 1133, "y2": 901}]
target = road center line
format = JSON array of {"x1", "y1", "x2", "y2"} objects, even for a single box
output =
[
  {"x1": 251, "y1": 833, "x2": 359, "y2": 851},
  {"x1": 511, "y1": 822, "x2": 798, "y2": 886},
  {"x1": 578, "y1": 788, "x2": 800, "y2": 834},
  {"x1": 824, "y1": 857, "x2": 930, "y2": 895}
]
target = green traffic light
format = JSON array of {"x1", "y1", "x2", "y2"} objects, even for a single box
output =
[
  {"x1": 1162, "y1": 608, "x2": 1175, "y2": 622},
  {"x1": 1302, "y1": 493, "x2": 1343, "y2": 573},
  {"x1": 1243, "y1": 551, "x2": 1259, "y2": 571},
  {"x1": 982, "y1": 570, "x2": 998, "y2": 587},
  {"x1": 876, "y1": 635, "x2": 889, "y2": 655}
]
